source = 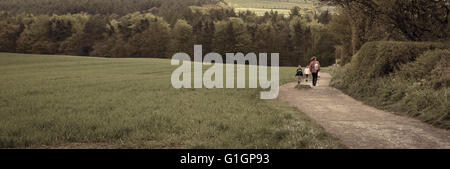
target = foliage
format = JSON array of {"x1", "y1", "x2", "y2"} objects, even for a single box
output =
[
  {"x1": 331, "y1": 41, "x2": 450, "y2": 129},
  {"x1": 213, "y1": 17, "x2": 252, "y2": 54},
  {"x1": 321, "y1": 0, "x2": 449, "y2": 65},
  {"x1": 0, "y1": 1, "x2": 337, "y2": 66},
  {"x1": 171, "y1": 20, "x2": 194, "y2": 56}
]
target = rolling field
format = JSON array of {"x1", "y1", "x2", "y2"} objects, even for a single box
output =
[
  {"x1": 225, "y1": 0, "x2": 318, "y2": 16},
  {"x1": 225, "y1": 0, "x2": 316, "y2": 9},
  {"x1": 234, "y1": 8, "x2": 292, "y2": 16},
  {"x1": 0, "y1": 53, "x2": 344, "y2": 148}
]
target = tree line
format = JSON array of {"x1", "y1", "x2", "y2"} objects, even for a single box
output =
[
  {"x1": 0, "y1": 0, "x2": 336, "y2": 67},
  {"x1": 321, "y1": 0, "x2": 450, "y2": 65},
  {"x1": 0, "y1": 0, "x2": 447, "y2": 66}
]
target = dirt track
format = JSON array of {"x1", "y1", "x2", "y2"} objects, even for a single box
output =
[{"x1": 278, "y1": 72, "x2": 450, "y2": 149}]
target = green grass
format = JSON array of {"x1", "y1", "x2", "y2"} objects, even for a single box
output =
[
  {"x1": 331, "y1": 41, "x2": 450, "y2": 129},
  {"x1": 225, "y1": 0, "x2": 316, "y2": 9},
  {"x1": 225, "y1": 0, "x2": 318, "y2": 16},
  {"x1": 0, "y1": 53, "x2": 344, "y2": 148},
  {"x1": 234, "y1": 8, "x2": 292, "y2": 16}
]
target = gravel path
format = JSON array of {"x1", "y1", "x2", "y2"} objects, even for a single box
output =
[{"x1": 278, "y1": 72, "x2": 450, "y2": 149}]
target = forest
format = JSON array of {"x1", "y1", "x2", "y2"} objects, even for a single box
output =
[
  {"x1": 0, "y1": 0, "x2": 448, "y2": 67},
  {"x1": 0, "y1": 0, "x2": 335, "y2": 66},
  {"x1": 320, "y1": 0, "x2": 449, "y2": 64}
]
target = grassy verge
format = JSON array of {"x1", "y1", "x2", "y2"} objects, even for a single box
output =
[
  {"x1": 330, "y1": 41, "x2": 449, "y2": 129},
  {"x1": 0, "y1": 53, "x2": 344, "y2": 148}
]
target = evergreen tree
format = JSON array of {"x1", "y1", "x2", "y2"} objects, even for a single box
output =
[
  {"x1": 171, "y1": 19, "x2": 194, "y2": 56},
  {"x1": 213, "y1": 18, "x2": 252, "y2": 55}
]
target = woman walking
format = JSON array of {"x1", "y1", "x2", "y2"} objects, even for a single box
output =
[{"x1": 308, "y1": 57, "x2": 321, "y2": 87}]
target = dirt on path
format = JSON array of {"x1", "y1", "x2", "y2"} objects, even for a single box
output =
[{"x1": 278, "y1": 72, "x2": 450, "y2": 149}]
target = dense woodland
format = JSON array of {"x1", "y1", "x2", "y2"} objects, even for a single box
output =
[
  {"x1": 0, "y1": 0, "x2": 335, "y2": 66},
  {"x1": 320, "y1": 0, "x2": 450, "y2": 64},
  {"x1": 0, "y1": 0, "x2": 448, "y2": 66}
]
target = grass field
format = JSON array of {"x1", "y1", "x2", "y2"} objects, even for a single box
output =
[
  {"x1": 225, "y1": 0, "x2": 316, "y2": 9},
  {"x1": 225, "y1": 0, "x2": 318, "y2": 16},
  {"x1": 234, "y1": 8, "x2": 292, "y2": 16},
  {"x1": 0, "y1": 53, "x2": 344, "y2": 148}
]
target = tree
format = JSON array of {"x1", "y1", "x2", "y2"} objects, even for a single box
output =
[
  {"x1": 194, "y1": 20, "x2": 215, "y2": 54},
  {"x1": 48, "y1": 18, "x2": 73, "y2": 43},
  {"x1": 16, "y1": 15, "x2": 52, "y2": 54},
  {"x1": 289, "y1": 16, "x2": 312, "y2": 66},
  {"x1": 90, "y1": 35, "x2": 126, "y2": 58},
  {"x1": 290, "y1": 6, "x2": 301, "y2": 17},
  {"x1": 317, "y1": 10, "x2": 331, "y2": 24},
  {"x1": 0, "y1": 22, "x2": 22, "y2": 52},
  {"x1": 213, "y1": 18, "x2": 252, "y2": 55},
  {"x1": 171, "y1": 19, "x2": 194, "y2": 56},
  {"x1": 254, "y1": 20, "x2": 293, "y2": 66},
  {"x1": 91, "y1": 12, "x2": 171, "y2": 58},
  {"x1": 320, "y1": 0, "x2": 450, "y2": 41},
  {"x1": 125, "y1": 19, "x2": 171, "y2": 58},
  {"x1": 310, "y1": 25, "x2": 336, "y2": 66},
  {"x1": 327, "y1": 11, "x2": 353, "y2": 65},
  {"x1": 58, "y1": 13, "x2": 92, "y2": 55}
]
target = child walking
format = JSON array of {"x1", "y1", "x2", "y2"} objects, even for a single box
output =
[
  {"x1": 295, "y1": 65, "x2": 304, "y2": 84},
  {"x1": 304, "y1": 67, "x2": 311, "y2": 82}
]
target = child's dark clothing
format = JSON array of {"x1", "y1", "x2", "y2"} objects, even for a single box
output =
[{"x1": 296, "y1": 69, "x2": 303, "y2": 77}]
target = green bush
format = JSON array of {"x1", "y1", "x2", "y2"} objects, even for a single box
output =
[
  {"x1": 331, "y1": 41, "x2": 450, "y2": 129},
  {"x1": 351, "y1": 41, "x2": 448, "y2": 78},
  {"x1": 0, "y1": 22, "x2": 21, "y2": 52}
]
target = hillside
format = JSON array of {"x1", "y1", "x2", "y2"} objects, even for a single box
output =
[
  {"x1": 224, "y1": 0, "x2": 334, "y2": 16},
  {"x1": 0, "y1": 0, "x2": 221, "y2": 15},
  {"x1": 225, "y1": 0, "x2": 319, "y2": 9}
]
